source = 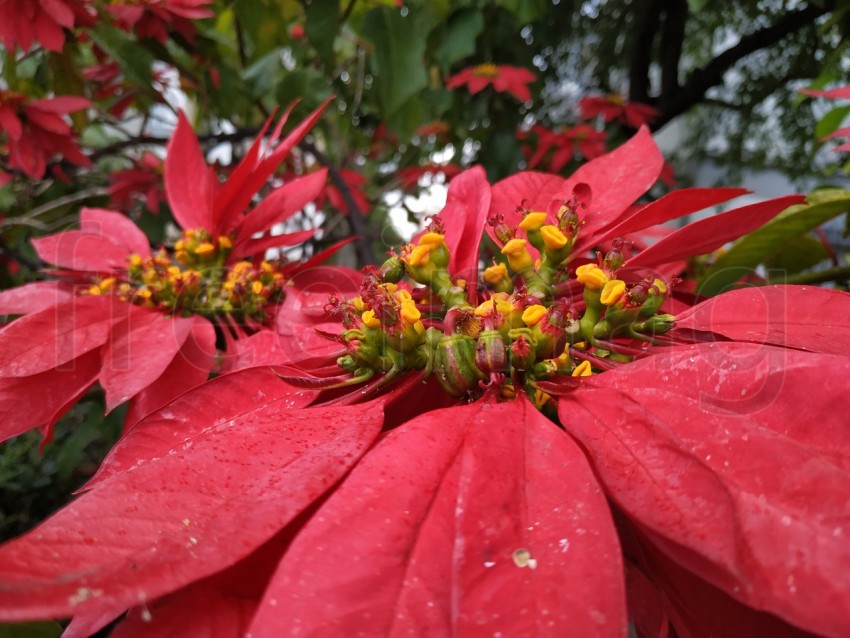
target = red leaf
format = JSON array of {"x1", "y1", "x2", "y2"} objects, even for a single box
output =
[
  {"x1": 559, "y1": 342, "x2": 850, "y2": 637},
  {"x1": 79, "y1": 208, "x2": 151, "y2": 258},
  {"x1": 488, "y1": 170, "x2": 566, "y2": 243},
  {"x1": 99, "y1": 309, "x2": 196, "y2": 412},
  {"x1": 0, "y1": 400, "x2": 385, "y2": 630},
  {"x1": 438, "y1": 166, "x2": 491, "y2": 286},
  {"x1": 0, "y1": 350, "x2": 100, "y2": 444},
  {"x1": 32, "y1": 230, "x2": 131, "y2": 272},
  {"x1": 0, "y1": 281, "x2": 75, "y2": 316},
  {"x1": 85, "y1": 366, "x2": 318, "y2": 490},
  {"x1": 0, "y1": 296, "x2": 119, "y2": 377},
  {"x1": 673, "y1": 285, "x2": 850, "y2": 356},
  {"x1": 231, "y1": 228, "x2": 316, "y2": 260},
  {"x1": 628, "y1": 195, "x2": 804, "y2": 268},
  {"x1": 249, "y1": 395, "x2": 626, "y2": 637},
  {"x1": 591, "y1": 187, "x2": 750, "y2": 247},
  {"x1": 164, "y1": 111, "x2": 218, "y2": 233},
  {"x1": 234, "y1": 169, "x2": 328, "y2": 245},
  {"x1": 120, "y1": 317, "x2": 217, "y2": 428}
]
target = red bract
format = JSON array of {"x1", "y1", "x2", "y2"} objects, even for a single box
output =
[
  {"x1": 0, "y1": 91, "x2": 91, "y2": 179},
  {"x1": 105, "y1": 0, "x2": 213, "y2": 44},
  {"x1": 0, "y1": 0, "x2": 94, "y2": 52},
  {"x1": 0, "y1": 101, "x2": 335, "y2": 441},
  {"x1": 107, "y1": 151, "x2": 165, "y2": 214},
  {"x1": 318, "y1": 167, "x2": 370, "y2": 214},
  {"x1": 580, "y1": 94, "x2": 659, "y2": 128},
  {"x1": 1, "y1": 135, "x2": 847, "y2": 638},
  {"x1": 446, "y1": 63, "x2": 537, "y2": 102},
  {"x1": 396, "y1": 162, "x2": 462, "y2": 191}
]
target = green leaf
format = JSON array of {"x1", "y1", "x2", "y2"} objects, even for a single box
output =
[
  {"x1": 361, "y1": 6, "x2": 437, "y2": 118},
  {"x1": 762, "y1": 234, "x2": 829, "y2": 276},
  {"x1": 0, "y1": 622, "x2": 63, "y2": 638},
  {"x1": 698, "y1": 189, "x2": 850, "y2": 296},
  {"x1": 433, "y1": 8, "x2": 485, "y2": 70},
  {"x1": 495, "y1": 0, "x2": 548, "y2": 23},
  {"x1": 305, "y1": 0, "x2": 340, "y2": 67},
  {"x1": 88, "y1": 25, "x2": 155, "y2": 90},
  {"x1": 244, "y1": 48, "x2": 285, "y2": 99},
  {"x1": 815, "y1": 105, "x2": 850, "y2": 139},
  {"x1": 687, "y1": 0, "x2": 710, "y2": 12},
  {"x1": 275, "y1": 69, "x2": 334, "y2": 117}
]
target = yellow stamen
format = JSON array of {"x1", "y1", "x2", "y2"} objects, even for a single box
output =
[
  {"x1": 601, "y1": 279, "x2": 626, "y2": 306},
  {"x1": 521, "y1": 304, "x2": 547, "y2": 327},
  {"x1": 501, "y1": 238, "x2": 533, "y2": 272},
  {"x1": 218, "y1": 235, "x2": 233, "y2": 250},
  {"x1": 572, "y1": 360, "x2": 592, "y2": 377},
  {"x1": 518, "y1": 211, "x2": 547, "y2": 232},
  {"x1": 474, "y1": 63, "x2": 499, "y2": 78},
  {"x1": 361, "y1": 310, "x2": 381, "y2": 329},
  {"x1": 418, "y1": 232, "x2": 445, "y2": 248},
  {"x1": 575, "y1": 264, "x2": 609, "y2": 290},
  {"x1": 393, "y1": 289, "x2": 413, "y2": 303},
  {"x1": 351, "y1": 296, "x2": 365, "y2": 311},
  {"x1": 483, "y1": 263, "x2": 509, "y2": 285},
  {"x1": 251, "y1": 281, "x2": 264, "y2": 295},
  {"x1": 540, "y1": 225, "x2": 568, "y2": 250},
  {"x1": 128, "y1": 254, "x2": 143, "y2": 268},
  {"x1": 195, "y1": 242, "x2": 216, "y2": 257},
  {"x1": 406, "y1": 244, "x2": 431, "y2": 267},
  {"x1": 400, "y1": 300, "x2": 421, "y2": 324}
]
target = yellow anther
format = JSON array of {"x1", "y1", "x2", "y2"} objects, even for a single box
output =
[
  {"x1": 575, "y1": 264, "x2": 609, "y2": 290},
  {"x1": 128, "y1": 254, "x2": 143, "y2": 268},
  {"x1": 87, "y1": 285, "x2": 102, "y2": 296},
  {"x1": 474, "y1": 300, "x2": 494, "y2": 317},
  {"x1": 501, "y1": 238, "x2": 533, "y2": 272},
  {"x1": 251, "y1": 281, "x2": 264, "y2": 295},
  {"x1": 652, "y1": 278, "x2": 667, "y2": 294},
  {"x1": 393, "y1": 289, "x2": 413, "y2": 303},
  {"x1": 500, "y1": 383, "x2": 516, "y2": 399},
  {"x1": 136, "y1": 288, "x2": 153, "y2": 300},
  {"x1": 601, "y1": 279, "x2": 627, "y2": 306},
  {"x1": 533, "y1": 388, "x2": 552, "y2": 407},
  {"x1": 400, "y1": 300, "x2": 421, "y2": 324},
  {"x1": 380, "y1": 282, "x2": 399, "y2": 294},
  {"x1": 521, "y1": 304, "x2": 547, "y2": 327},
  {"x1": 259, "y1": 261, "x2": 274, "y2": 273},
  {"x1": 174, "y1": 240, "x2": 185, "y2": 252},
  {"x1": 351, "y1": 296, "x2": 365, "y2": 311},
  {"x1": 418, "y1": 232, "x2": 445, "y2": 248},
  {"x1": 413, "y1": 320, "x2": 426, "y2": 337},
  {"x1": 361, "y1": 310, "x2": 381, "y2": 329},
  {"x1": 195, "y1": 242, "x2": 216, "y2": 257},
  {"x1": 540, "y1": 225, "x2": 568, "y2": 251},
  {"x1": 483, "y1": 263, "x2": 509, "y2": 285},
  {"x1": 167, "y1": 266, "x2": 182, "y2": 278},
  {"x1": 518, "y1": 211, "x2": 547, "y2": 232},
  {"x1": 99, "y1": 277, "x2": 116, "y2": 291},
  {"x1": 218, "y1": 235, "x2": 233, "y2": 250},
  {"x1": 222, "y1": 281, "x2": 235, "y2": 292},
  {"x1": 407, "y1": 244, "x2": 431, "y2": 267},
  {"x1": 175, "y1": 250, "x2": 190, "y2": 264},
  {"x1": 571, "y1": 360, "x2": 592, "y2": 377},
  {"x1": 232, "y1": 261, "x2": 252, "y2": 275},
  {"x1": 496, "y1": 299, "x2": 516, "y2": 317}
]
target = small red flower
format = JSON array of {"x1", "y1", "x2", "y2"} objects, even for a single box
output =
[
  {"x1": 106, "y1": 0, "x2": 214, "y2": 44},
  {"x1": 0, "y1": 0, "x2": 95, "y2": 52},
  {"x1": 108, "y1": 152, "x2": 165, "y2": 214},
  {"x1": 0, "y1": 91, "x2": 91, "y2": 179},
  {"x1": 446, "y1": 63, "x2": 537, "y2": 102},
  {"x1": 580, "y1": 93, "x2": 659, "y2": 128},
  {"x1": 0, "y1": 100, "x2": 335, "y2": 442},
  {"x1": 520, "y1": 123, "x2": 607, "y2": 173}
]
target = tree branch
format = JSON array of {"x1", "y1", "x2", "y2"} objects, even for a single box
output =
[
  {"x1": 653, "y1": 1, "x2": 833, "y2": 130},
  {"x1": 658, "y1": 0, "x2": 688, "y2": 110},
  {"x1": 627, "y1": 0, "x2": 662, "y2": 104}
]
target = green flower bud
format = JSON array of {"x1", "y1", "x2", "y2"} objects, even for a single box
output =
[
  {"x1": 380, "y1": 255, "x2": 405, "y2": 283},
  {"x1": 434, "y1": 334, "x2": 485, "y2": 397},
  {"x1": 475, "y1": 329, "x2": 507, "y2": 375}
]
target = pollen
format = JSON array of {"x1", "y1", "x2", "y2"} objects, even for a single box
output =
[{"x1": 407, "y1": 244, "x2": 431, "y2": 267}]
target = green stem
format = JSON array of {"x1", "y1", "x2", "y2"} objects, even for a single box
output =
[{"x1": 767, "y1": 266, "x2": 850, "y2": 286}]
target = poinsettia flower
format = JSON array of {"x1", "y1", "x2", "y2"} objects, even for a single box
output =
[
  {"x1": 0, "y1": 158, "x2": 848, "y2": 638},
  {"x1": 0, "y1": 91, "x2": 91, "y2": 179},
  {"x1": 446, "y1": 63, "x2": 537, "y2": 102},
  {"x1": 519, "y1": 123, "x2": 607, "y2": 173},
  {"x1": 0, "y1": 0, "x2": 95, "y2": 52},
  {"x1": 0, "y1": 100, "x2": 335, "y2": 442},
  {"x1": 107, "y1": 151, "x2": 166, "y2": 214},
  {"x1": 106, "y1": 0, "x2": 214, "y2": 44},
  {"x1": 580, "y1": 93, "x2": 659, "y2": 128},
  {"x1": 799, "y1": 85, "x2": 850, "y2": 152}
]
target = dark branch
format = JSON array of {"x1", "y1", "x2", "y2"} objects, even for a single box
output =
[
  {"x1": 627, "y1": 0, "x2": 662, "y2": 104},
  {"x1": 653, "y1": 1, "x2": 833, "y2": 130},
  {"x1": 658, "y1": 0, "x2": 688, "y2": 110}
]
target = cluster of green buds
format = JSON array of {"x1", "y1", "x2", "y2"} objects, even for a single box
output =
[
  {"x1": 86, "y1": 228, "x2": 286, "y2": 321},
  {"x1": 328, "y1": 202, "x2": 676, "y2": 407}
]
